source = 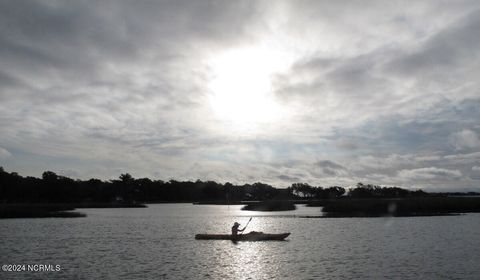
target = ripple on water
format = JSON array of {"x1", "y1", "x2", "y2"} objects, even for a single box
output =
[{"x1": 1, "y1": 204, "x2": 479, "y2": 279}]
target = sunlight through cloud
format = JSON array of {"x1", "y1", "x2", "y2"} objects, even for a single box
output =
[{"x1": 207, "y1": 47, "x2": 291, "y2": 133}]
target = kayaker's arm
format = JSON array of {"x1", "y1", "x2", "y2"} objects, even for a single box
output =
[{"x1": 239, "y1": 217, "x2": 252, "y2": 233}]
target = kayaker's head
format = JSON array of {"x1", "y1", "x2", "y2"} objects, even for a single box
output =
[{"x1": 233, "y1": 222, "x2": 240, "y2": 227}]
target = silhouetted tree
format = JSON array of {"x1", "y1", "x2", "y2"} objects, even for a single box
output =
[
  {"x1": 348, "y1": 182, "x2": 425, "y2": 198},
  {"x1": 42, "y1": 171, "x2": 58, "y2": 182},
  {"x1": 0, "y1": 167, "x2": 430, "y2": 204}
]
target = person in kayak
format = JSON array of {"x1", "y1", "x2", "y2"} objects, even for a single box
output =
[{"x1": 231, "y1": 222, "x2": 247, "y2": 236}]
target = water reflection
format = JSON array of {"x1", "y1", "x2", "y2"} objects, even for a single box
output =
[
  {"x1": 1, "y1": 204, "x2": 479, "y2": 279},
  {"x1": 211, "y1": 242, "x2": 277, "y2": 280}
]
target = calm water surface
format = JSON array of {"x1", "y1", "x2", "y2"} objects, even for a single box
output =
[{"x1": 1, "y1": 204, "x2": 479, "y2": 279}]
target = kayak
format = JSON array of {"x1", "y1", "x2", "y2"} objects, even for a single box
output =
[
  {"x1": 195, "y1": 231, "x2": 290, "y2": 241},
  {"x1": 195, "y1": 232, "x2": 290, "y2": 241}
]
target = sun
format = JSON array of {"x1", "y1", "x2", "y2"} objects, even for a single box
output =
[{"x1": 207, "y1": 47, "x2": 289, "y2": 132}]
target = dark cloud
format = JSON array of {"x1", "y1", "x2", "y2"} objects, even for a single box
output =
[
  {"x1": 398, "y1": 167, "x2": 462, "y2": 180},
  {"x1": 0, "y1": 70, "x2": 24, "y2": 90},
  {"x1": 277, "y1": 174, "x2": 300, "y2": 182},
  {"x1": 312, "y1": 160, "x2": 347, "y2": 177},
  {"x1": 315, "y1": 160, "x2": 345, "y2": 170}
]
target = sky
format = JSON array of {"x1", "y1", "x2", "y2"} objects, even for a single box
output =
[{"x1": 1, "y1": 0, "x2": 480, "y2": 191}]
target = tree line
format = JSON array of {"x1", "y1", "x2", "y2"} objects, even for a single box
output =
[{"x1": 0, "y1": 167, "x2": 428, "y2": 204}]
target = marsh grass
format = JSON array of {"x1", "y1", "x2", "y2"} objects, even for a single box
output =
[{"x1": 319, "y1": 197, "x2": 480, "y2": 217}]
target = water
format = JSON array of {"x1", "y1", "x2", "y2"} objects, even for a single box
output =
[{"x1": 1, "y1": 204, "x2": 479, "y2": 279}]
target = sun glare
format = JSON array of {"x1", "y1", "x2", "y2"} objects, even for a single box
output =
[{"x1": 207, "y1": 47, "x2": 289, "y2": 132}]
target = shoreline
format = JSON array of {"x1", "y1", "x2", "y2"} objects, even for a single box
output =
[{"x1": 0, "y1": 202, "x2": 147, "y2": 219}]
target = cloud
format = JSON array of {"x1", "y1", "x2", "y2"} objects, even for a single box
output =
[
  {"x1": 449, "y1": 129, "x2": 480, "y2": 150},
  {"x1": 398, "y1": 167, "x2": 462, "y2": 180},
  {"x1": 386, "y1": 9, "x2": 480, "y2": 83},
  {"x1": 0, "y1": 147, "x2": 12, "y2": 159},
  {"x1": 0, "y1": 1, "x2": 270, "y2": 160},
  {"x1": 277, "y1": 174, "x2": 301, "y2": 182},
  {"x1": 314, "y1": 160, "x2": 347, "y2": 176},
  {"x1": 335, "y1": 138, "x2": 359, "y2": 150},
  {"x1": 273, "y1": 6, "x2": 480, "y2": 141},
  {"x1": 444, "y1": 152, "x2": 480, "y2": 161},
  {"x1": 472, "y1": 166, "x2": 480, "y2": 171}
]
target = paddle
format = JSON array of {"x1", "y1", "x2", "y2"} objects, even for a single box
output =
[{"x1": 240, "y1": 217, "x2": 252, "y2": 235}]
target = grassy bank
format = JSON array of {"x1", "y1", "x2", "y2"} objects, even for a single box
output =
[
  {"x1": 319, "y1": 197, "x2": 480, "y2": 217},
  {"x1": 194, "y1": 199, "x2": 312, "y2": 205},
  {"x1": 193, "y1": 201, "x2": 252, "y2": 205},
  {"x1": 71, "y1": 202, "x2": 147, "y2": 208},
  {"x1": 0, "y1": 202, "x2": 147, "y2": 219},
  {"x1": 241, "y1": 201, "x2": 296, "y2": 211},
  {"x1": 0, "y1": 204, "x2": 86, "y2": 219}
]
